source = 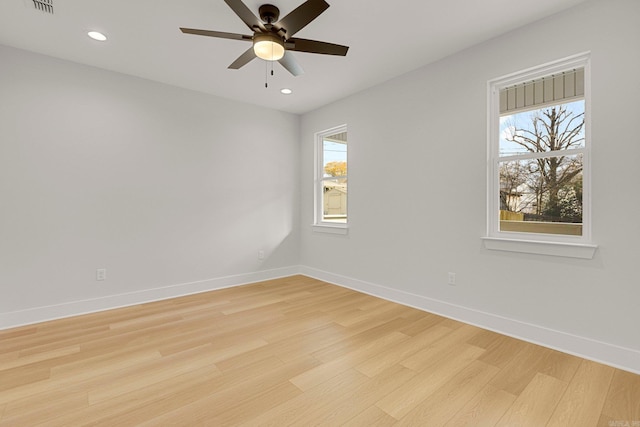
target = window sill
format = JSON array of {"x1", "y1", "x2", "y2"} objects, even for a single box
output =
[
  {"x1": 482, "y1": 237, "x2": 597, "y2": 259},
  {"x1": 312, "y1": 224, "x2": 348, "y2": 235}
]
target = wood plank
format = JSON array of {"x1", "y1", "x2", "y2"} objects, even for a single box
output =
[
  {"x1": 0, "y1": 364, "x2": 50, "y2": 393},
  {"x1": 260, "y1": 311, "x2": 335, "y2": 343},
  {"x1": 238, "y1": 368, "x2": 371, "y2": 426},
  {"x1": 395, "y1": 360, "x2": 500, "y2": 426},
  {"x1": 343, "y1": 405, "x2": 398, "y2": 426},
  {"x1": 399, "y1": 312, "x2": 446, "y2": 336},
  {"x1": 0, "y1": 327, "x2": 37, "y2": 344},
  {"x1": 160, "y1": 355, "x2": 319, "y2": 425},
  {"x1": 86, "y1": 344, "x2": 223, "y2": 405},
  {"x1": 333, "y1": 299, "x2": 405, "y2": 327},
  {"x1": 269, "y1": 322, "x2": 352, "y2": 362},
  {"x1": 204, "y1": 381, "x2": 303, "y2": 426},
  {"x1": 600, "y1": 369, "x2": 640, "y2": 423},
  {"x1": 376, "y1": 343, "x2": 486, "y2": 419},
  {"x1": 475, "y1": 333, "x2": 529, "y2": 368},
  {"x1": 43, "y1": 354, "x2": 312, "y2": 426},
  {"x1": 0, "y1": 352, "x2": 19, "y2": 366},
  {"x1": 35, "y1": 364, "x2": 224, "y2": 426},
  {"x1": 50, "y1": 348, "x2": 163, "y2": 378},
  {"x1": 1, "y1": 389, "x2": 88, "y2": 426},
  {"x1": 400, "y1": 324, "x2": 484, "y2": 372},
  {"x1": 289, "y1": 331, "x2": 409, "y2": 391},
  {"x1": 495, "y1": 373, "x2": 568, "y2": 427},
  {"x1": 0, "y1": 350, "x2": 163, "y2": 406},
  {"x1": 489, "y1": 343, "x2": 579, "y2": 395},
  {"x1": 443, "y1": 384, "x2": 516, "y2": 427},
  {"x1": 311, "y1": 364, "x2": 416, "y2": 425},
  {"x1": 356, "y1": 324, "x2": 452, "y2": 378},
  {"x1": 2, "y1": 324, "x2": 110, "y2": 356},
  {"x1": 546, "y1": 359, "x2": 615, "y2": 427},
  {"x1": 195, "y1": 321, "x2": 343, "y2": 371},
  {"x1": 310, "y1": 315, "x2": 416, "y2": 363},
  {"x1": 0, "y1": 345, "x2": 80, "y2": 371}
]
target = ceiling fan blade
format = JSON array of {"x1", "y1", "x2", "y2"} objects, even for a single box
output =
[
  {"x1": 278, "y1": 51, "x2": 304, "y2": 76},
  {"x1": 180, "y1": 28, "x2": 252, "y2": 42},
  {"x1": 274, "y1": 0, "x2": 329, "y2": 39},
  {"x1": 223, "y1": 0, "x2": 266, "y2": 32},
  {"x1": 288, "y1": 38, "x2": 349, "y2": 56},
  {"x1": 228, "y1": 47, "x2": 257, "y2": 69}
]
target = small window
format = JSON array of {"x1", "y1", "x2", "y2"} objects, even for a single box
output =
[
  {"x1": 486, "y1": 53, "x2": 596, "y2": 258},
  {"x1": 314, "y1": 125, "x2": 347, "y2": 231}
]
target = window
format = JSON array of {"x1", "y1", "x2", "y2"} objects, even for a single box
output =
[
  {"x1": 314, "y1": 125, "x2": 347, "y2": 232},
  {"x1": 485, "y1": 53, "x2": 597, "y2": 258}
]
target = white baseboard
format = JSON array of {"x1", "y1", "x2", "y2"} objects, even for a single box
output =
[
  {"x1": 4, "y1": 265, "x2": 639, "y2": 375},
  {"x1": 299, "y1": 266, "x2": 640, "y2": 375},
  {"x1": 0, "y1": 266, "x2": 301, "y2": 330}
]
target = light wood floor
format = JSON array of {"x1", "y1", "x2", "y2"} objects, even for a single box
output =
[{"x1": 1, "y1": 275, "x2": 639, "y2": 426}]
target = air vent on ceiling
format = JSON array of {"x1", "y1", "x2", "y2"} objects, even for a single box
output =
[{"x1": 32, "y1": 0, "x2": 53, "y2": 14}]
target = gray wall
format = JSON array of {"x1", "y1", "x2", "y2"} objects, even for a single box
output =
[
  {"x1": 300, "y1": 0, "x2": 640, "y2": 357},
  {"x1": 0, "y1": 45, "x2": 300, "y2": 315}
]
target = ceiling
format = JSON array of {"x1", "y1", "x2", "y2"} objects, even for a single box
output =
[{"x1": 0, "y1": 0, "x2": 588, "y2": 114}]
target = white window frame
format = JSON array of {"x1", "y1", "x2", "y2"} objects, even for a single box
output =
[
  {"x1": 483, "y1": 53, "x2": 597, "y2": 259},
  {"x1": 313, "y1": 124, "x2": 348, "y2": 234}
]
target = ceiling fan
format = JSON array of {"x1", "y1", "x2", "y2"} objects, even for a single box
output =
[{"x1": 180, "y1": 0, "x2": 349, "y2": 77}]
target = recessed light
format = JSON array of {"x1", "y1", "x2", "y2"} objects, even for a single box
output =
[
  {"x1": 88, "y1": 31, "x2": 107, "y2": 41},
  {"x1": 280, "y1": 88, "x2": 292, "y2": 95}
]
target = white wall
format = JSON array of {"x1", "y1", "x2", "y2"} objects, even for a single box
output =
[
  {"x1": 300, "y1": 0, "x2": 640, "y2": 371},
  {"x1": 0, "y1": 45, "x2": 300, "y2": 325}
]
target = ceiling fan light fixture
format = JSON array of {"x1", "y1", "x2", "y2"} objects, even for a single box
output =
[{"x1": 253, "y1": 33, "x2": 285, "y2": 61}]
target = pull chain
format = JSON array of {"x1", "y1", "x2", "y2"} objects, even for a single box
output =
[
  {"x1": 271, "y1": 42, "x2": 275, "y2": 76},
  {"x1": 264, "y1": 61, "x2": 275, "y2": 88},
  {"x1": 264, "y1": 43, "x2": 276, "y2": 88}
]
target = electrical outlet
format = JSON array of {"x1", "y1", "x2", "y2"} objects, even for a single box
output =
[
  {"x1": 447, "y1": 272, "x2": 456, "y2": 286},
  {"x1": 96, "y1": 268, "x2": 106, "y2": 281},
  {"x1": 258, "y1": 250, "x2": 265, "y2": 260}
]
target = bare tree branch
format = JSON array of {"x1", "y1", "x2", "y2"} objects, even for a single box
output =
[{"x1": 501, "y1": 103, "x2": 584, "y2": 220}]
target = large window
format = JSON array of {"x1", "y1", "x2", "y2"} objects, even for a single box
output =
[
  {"x1": 314, "y1": 125, "x2": 347, "y2": 231},
  {"x1": 486, "y1": 54, "x2": 596, "y2": 258}
]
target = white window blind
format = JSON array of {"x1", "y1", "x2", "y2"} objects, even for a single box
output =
[
  {"x1": 499, "y1": 68, "x2": 584, "y2": 115},
  {"x1": 324, "y1": 132, "x2": 347, "y2": 143}
]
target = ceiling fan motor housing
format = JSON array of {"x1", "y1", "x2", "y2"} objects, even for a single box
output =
[{"x1": 259, "y1": 4, "x2": 280, "y2": 24}]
